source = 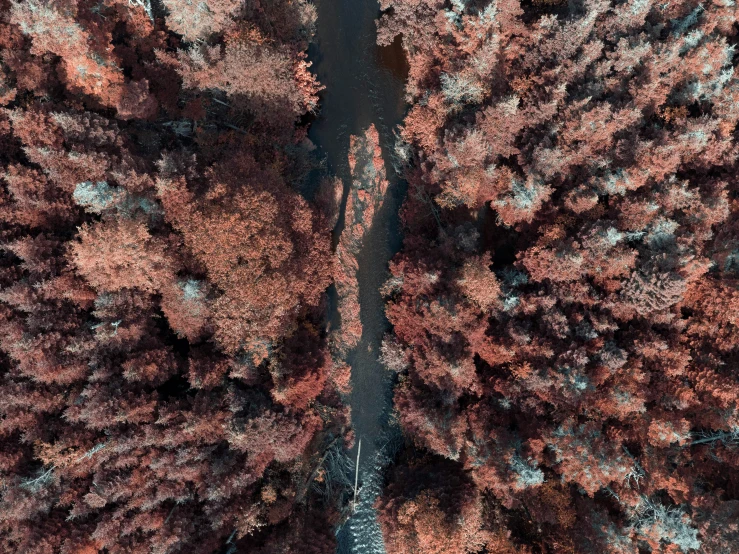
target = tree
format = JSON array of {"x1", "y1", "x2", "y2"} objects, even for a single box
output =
[
  {"x1": 0, "y1": 0, "x2": 343, "y2": 552},
  {"x1": 70, "y1": 218, "x2": 176, "y2": 293},
  {"x1": 378, "y1": 0, "x2": 739, "y2": 549},
  {"x1": 378, "y1": 457, "x2": 491, "y2": 554}
]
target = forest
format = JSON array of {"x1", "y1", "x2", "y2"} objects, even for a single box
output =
[{"x1": 0, "y1": 0, "x2": 738, "y2": 553}]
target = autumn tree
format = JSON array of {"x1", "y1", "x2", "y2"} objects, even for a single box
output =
[
  {"x1": 378, "y1": 0, "x2": 739, "y2": 550},
  {"x1": 0, "y1": 0, "x2": 344, "y2": 552}
]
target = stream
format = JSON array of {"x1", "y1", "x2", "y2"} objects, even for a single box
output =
[{"x1": 306, "y1": 0, "x2": 409, "y2": 552}]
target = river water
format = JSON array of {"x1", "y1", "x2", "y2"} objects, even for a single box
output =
[{"x1": 306, "y1": 0, "x2": 408, "y2": 551}]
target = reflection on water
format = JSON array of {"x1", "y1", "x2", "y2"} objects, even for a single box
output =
[{"x1": 307, "y1": 0, "x2": 408, "y2": 551}]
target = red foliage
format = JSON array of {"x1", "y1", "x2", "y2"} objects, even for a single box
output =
[
  {"x1": 0, "y1": 1, "x2": 341, "y2": 553},
  {"x1": 378, "y1": 457, "x2": 496, "y2": 554},
  {"x1": 378, "y1": 0, "x2": 739, "y2": 550},
  {"x1": 70, "y1": 218, "x2": 175, "y2": 293},
  {"x1": 157, "y1": 160, "x2": 332, "y2": 357}
]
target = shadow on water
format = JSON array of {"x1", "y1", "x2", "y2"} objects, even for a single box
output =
[{"x1": 306, "y1": 0, "x2": 409, "y2": 551}]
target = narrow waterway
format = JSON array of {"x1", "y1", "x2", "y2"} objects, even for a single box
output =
[{"x1": 307, "y1": 0, "x2": 408, "y2": 551}]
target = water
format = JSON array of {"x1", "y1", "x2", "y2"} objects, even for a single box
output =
[{"x1": 306, "y1": 0, "x2": 409, "y2": 551}]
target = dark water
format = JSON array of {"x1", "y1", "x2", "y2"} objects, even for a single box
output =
[{"x1": 307, "y1": 0, "x2": 408, "y2": 550}]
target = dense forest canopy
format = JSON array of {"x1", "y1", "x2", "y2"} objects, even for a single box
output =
[
  {"x1": 376, "y1": 0, "x2": 739, "y2": 551},
  {"x1": 0, "y1": 0, "x2": 349, "y2": 552},
  {"x1": 1, "y1": 0, "x2": 739, "y2": 552}
]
